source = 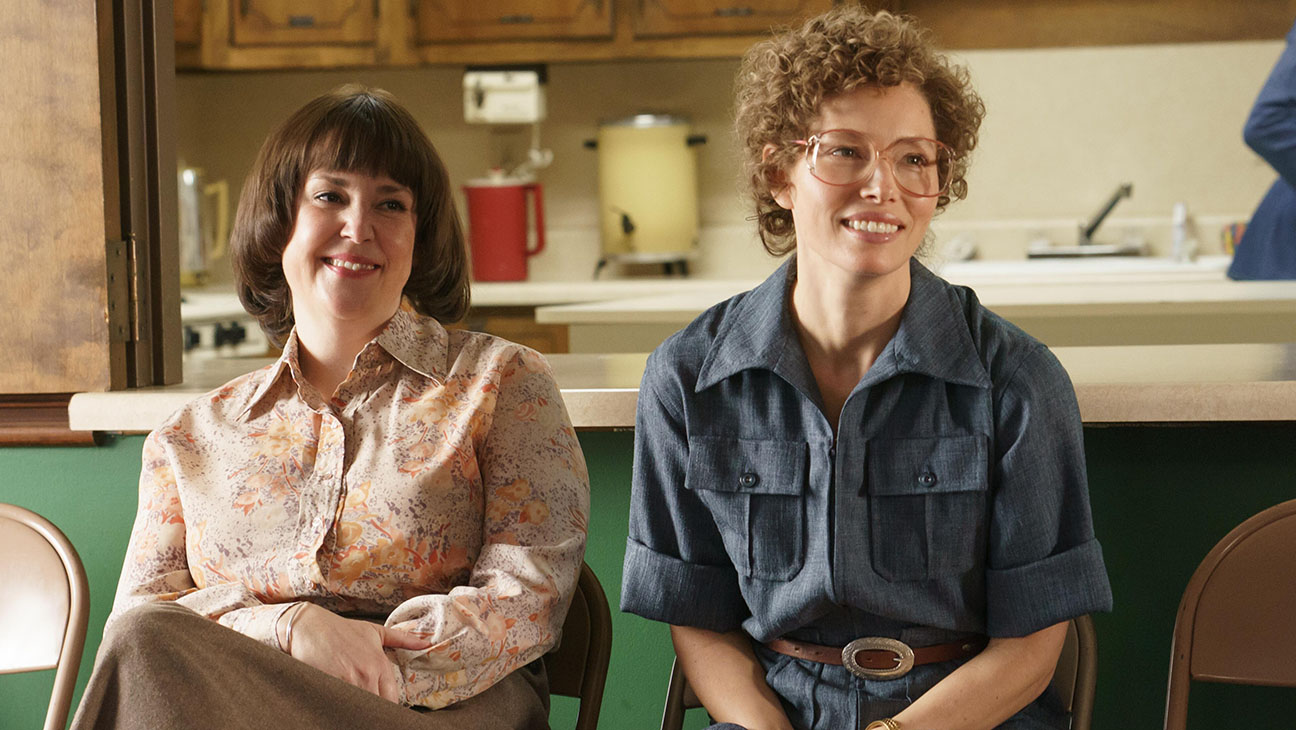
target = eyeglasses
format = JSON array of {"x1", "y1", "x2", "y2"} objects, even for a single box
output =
[{"x1": 793, "y1": 129, "x2": 956, "y2": 198}]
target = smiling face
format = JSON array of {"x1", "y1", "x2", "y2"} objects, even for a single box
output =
[
  {"x1": 281, "y1": 169, "x2": 415, "y2": 343},
  {"x1": 774, "y1": 83, "x2": 939, "y2": 288}
]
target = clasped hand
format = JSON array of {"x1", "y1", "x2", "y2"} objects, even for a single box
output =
[{"x1": 278, "y1": 603, "x2": 433, "y2": 702}]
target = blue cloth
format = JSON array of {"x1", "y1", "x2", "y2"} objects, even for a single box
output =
[
  {"x1": 1229, "y1": 21, "x2": 1296, "y2": 280},
  {"x1": 621, "y1": 258, "x2": 1112, "y2": 730}
]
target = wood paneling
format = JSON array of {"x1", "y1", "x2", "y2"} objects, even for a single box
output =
[
  {"x1": 0, "y1": 395, "x2": 100, "y2": 446},
  {"x1": 0, "y1": 0, "x2": 116, "y2": 393}
]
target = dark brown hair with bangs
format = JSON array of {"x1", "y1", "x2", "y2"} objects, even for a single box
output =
[
  {"x1": 231, "y1": 84, "x2": 469, "y2": 345},
  {"x1": 734, "y1": 6, "x2": 986, "y2": 255}
]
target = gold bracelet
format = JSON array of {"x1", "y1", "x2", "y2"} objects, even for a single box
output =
[
  {"x1": 864, "y1": 720, "x2": 902, "y2": 730},
  {"x1": 283, "y1": 602, "x2": 308, "y2": 655}
]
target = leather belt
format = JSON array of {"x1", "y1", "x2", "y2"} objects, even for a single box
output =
[{"x1": 765, "y1": 635, "x2": 987, "y2": 680}]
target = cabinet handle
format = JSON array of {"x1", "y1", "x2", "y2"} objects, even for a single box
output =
[
  {"x1": 715, "y1": 6, "x2": 754, "y2": 17},
  {"x1": 288, "y1": 14, "x2": 316, "y2": 27},
  {"x1": 499, "y1": 14, "x2": 534, "y2": 24}
]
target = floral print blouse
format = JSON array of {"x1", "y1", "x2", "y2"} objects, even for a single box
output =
[{"x1": 112, "y1": 308, "x2": 590, "y2": 709}]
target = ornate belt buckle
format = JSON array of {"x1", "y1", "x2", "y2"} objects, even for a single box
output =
[{"x1": 842, "y1": 636, "x2": 915, "y2": 680}]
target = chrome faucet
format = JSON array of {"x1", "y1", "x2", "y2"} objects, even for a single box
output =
[
  {"x1": 1079, "y1": 183, "x2": 1132, "y2": 245},
  {"x1": 1027, "y1": 181, "x2": 1144, "y2": 258}
]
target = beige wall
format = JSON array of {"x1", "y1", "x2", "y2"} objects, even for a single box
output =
[{"x1": 177, "y1": 37, "x2": 1284, "y2": 284}]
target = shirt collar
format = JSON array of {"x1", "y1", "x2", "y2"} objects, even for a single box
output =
[
  {"x1": 892, "y1": 259, "x2": 991, "y2": 388},
  {"x1": 696, "y1": 257, "x2": 804, "y2": 392},
  {"x1": 374, "y1": 306, "x2": 448, "y2": 383},
  {"x1": 696, "y1": 257, "x2": 989, "y2": 392},
  {"x1": 237, "y1": 308, "x2": 449, "y2": 419}
]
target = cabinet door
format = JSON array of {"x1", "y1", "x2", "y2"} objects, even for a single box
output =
[
  {"x1": 175, "y1": 0, "x2": 202, "y2": 47},
  {"x1": 414, "y1": 0, "x2": 612, "y2": 43},
  {"x1": 1, "y1": 0, "x2": 179, "y2": 399},
  {"x1": 897, "y1": 0, "x2": 1296, "y2": 48},
  {"x1": 232, "y1": 0, "x2": 377, "y2": 46},
  {"x1": 634, "y1": 0, "x2": 831, "y2": 38}
]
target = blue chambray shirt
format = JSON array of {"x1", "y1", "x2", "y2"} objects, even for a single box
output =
[{"x1": 621, "y1": 258, "x2": 1112, "y2": 729}]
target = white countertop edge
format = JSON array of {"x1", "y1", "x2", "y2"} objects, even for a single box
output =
[
  {"x1": 70, "y1": 380, "x2": 1296, "y2": 433},
  {"x1": 556, "y1": 388, "x2": 639, "y2": 430},
  {"x1": 1075, "y1": 382, "x2": 1296, "y2": 423}
]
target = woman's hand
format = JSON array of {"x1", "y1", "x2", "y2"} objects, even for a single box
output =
[
  {"x1": 278, "y1": 603, "x2": 433, "y2": 702},
  {"x1": 892, "y1": 621, "x2": 1069, "y2": 730}
]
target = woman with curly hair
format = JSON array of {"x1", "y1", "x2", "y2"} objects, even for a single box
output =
[{"x1": 621, "y1": 8, "x2": 1111, "y2": 729}]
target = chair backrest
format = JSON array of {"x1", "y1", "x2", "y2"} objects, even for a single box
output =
[
  {"x1": 1163, "y1": 499, "x2": 1296, "y2": 730},
  {"x1": 1054, "y1": 614, "x2": 1098, "y2": 730},
  {"x1": 543, "y1": 562, "x2": 612, "y2": 730},
  {"x1": 0, "y1": 503, "x2": 90, "y2": 730},
  {"x1": 660, "y1": 616, "x2": 1096, "y2": 730}
]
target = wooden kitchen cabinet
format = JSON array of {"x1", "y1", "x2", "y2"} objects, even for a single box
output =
[
  {"x1": 232, "y1": 0, "x2": 377, "y2": 46},
  {"x1": 176, "y1": 0, "x2": 818, "y2": 68},
  {"x1": 413, "y1": 0, "x2": 612, "y2": 44},
  {"x1": 175, "y1": 0, "x2": 202, "y2": 47},
  {"x1": 179, "y1": 0, "x2": 395, "y2": 70},
  {"x1": 457, "y1": 308, "x2": 570, "y2": 354},
  {"x1": 633, "y1": 0, "x2": 832, "y2": 38},
  {"x1": 175, "y1": 0, "x2": 1296, "y2": 69},
  {"x1": 897, "y1": 0, "x2": 1296, "y2": 49}
]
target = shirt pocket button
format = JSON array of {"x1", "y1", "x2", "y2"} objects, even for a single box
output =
[
  {"x1": 919, "y1": 471, "x2": 938, "y2": 487},
  {"x1": 739, "y1": 472, "x2": 760, "y2": 488}
]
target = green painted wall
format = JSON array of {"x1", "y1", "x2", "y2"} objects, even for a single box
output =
[{"x1": 3, "y1": 426, "x2": 1296, "y2": 729}]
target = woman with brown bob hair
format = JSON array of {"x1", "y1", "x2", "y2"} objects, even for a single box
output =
[
  {"x1": 234, "y1": 84, "x2": 470, "y2": 343},
  {"x1": 72, "y1": 85, "x2": 589, "y2": 730},
  {"x1": 622, "y1": 8, "x2": 1110, "y2": 730}
]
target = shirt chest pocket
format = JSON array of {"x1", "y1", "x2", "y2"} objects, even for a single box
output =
[
  {"x1": 867, "y1": 435, "x2": 988, "y2": 582},
  {"x1": 686, "y1": 438, "x2": 807, "y2": 581}
]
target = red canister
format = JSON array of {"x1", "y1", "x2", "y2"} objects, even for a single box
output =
[{"x1": 463, "y1": 173, "x2": 545, "y2": 281}]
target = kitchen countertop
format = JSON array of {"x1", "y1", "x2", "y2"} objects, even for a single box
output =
[
  {"x1": 181, "y1": 278, "x2": 748, "y2": 324},
  {"x1": 532, "y1": 259, "x2": 1296, "y2": 350},
  {"x1": 534, "y1": 276, "x2": 1296, "y2": 326},
  {"x1": 69, "y1": 342, "x2": 1296, "y2": 432},
  {"x1": 182, "y1": 256, "x2": 1239, "y2": 323}
]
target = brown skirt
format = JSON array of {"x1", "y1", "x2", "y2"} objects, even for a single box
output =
[{"x1": 70, "y1": 602, "x2": 551, "y2": 730}]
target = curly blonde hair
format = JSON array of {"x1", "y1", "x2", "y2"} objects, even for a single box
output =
[{"x1": 734, "y1": 6, "x2": 985, "y2": 255}]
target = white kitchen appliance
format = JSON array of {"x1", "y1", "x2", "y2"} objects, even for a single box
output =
[
  {"x1": 177, "y1": 166, "x2": 229, "y2": 286},
  {"x1": 588, "y1": 114, "x2": 706, "y2": 276}
]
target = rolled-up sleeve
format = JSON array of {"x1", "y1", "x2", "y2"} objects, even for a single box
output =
[
  {"x1": 620, "y1": 351, "x2": 748, "y2": 632},
  {"x1": 985, "y1": 346, "x2": 1113, "y2": 637}
]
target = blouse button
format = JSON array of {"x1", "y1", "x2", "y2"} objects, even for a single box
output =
[
  {"x1": 739, "y1": 472, "x2": 760, "y2": 488},
  {"x1": 919, "y1": 471, "x2": 938, "y2": 487}
]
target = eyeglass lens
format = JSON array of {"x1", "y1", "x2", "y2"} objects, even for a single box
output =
[{"x1": 808, "y1": 130, "x2": 951, "y2": 196}]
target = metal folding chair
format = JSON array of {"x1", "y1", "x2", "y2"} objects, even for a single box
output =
[
  {"x1": 1163, "y1": 499, "x2": 1296, "y2": 730},
  {"x1": 543, "y1": 562, "x2": 613, "y2": 730},
  {"x1": 0, "y1": 503, "x2": 90, "y2": 730}
]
